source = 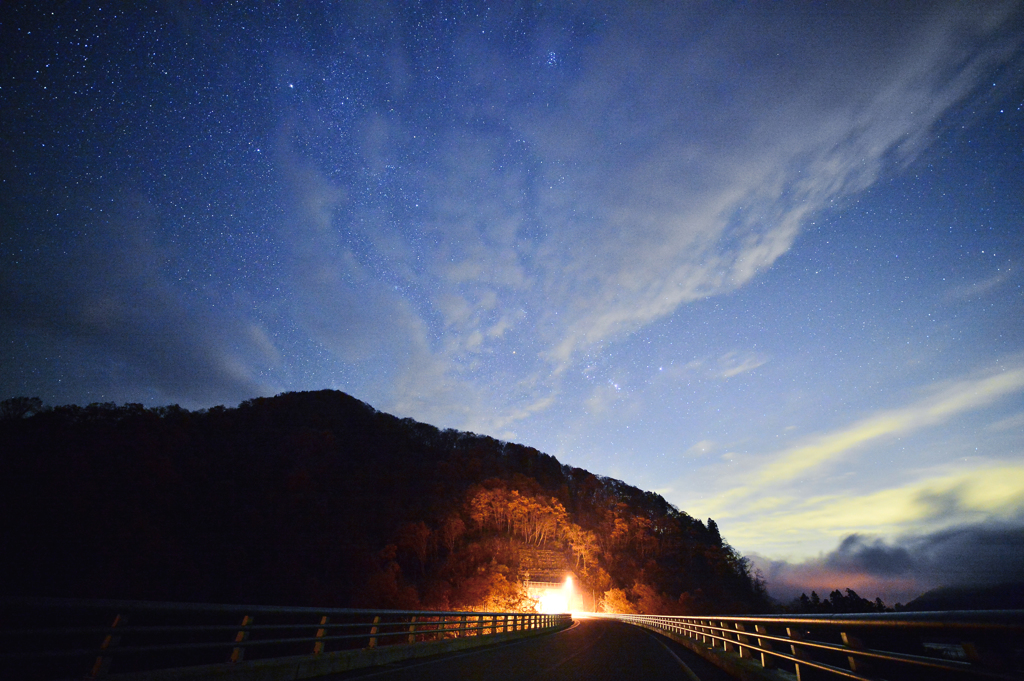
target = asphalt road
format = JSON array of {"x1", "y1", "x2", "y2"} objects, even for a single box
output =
[{"x1": 323, "y1": 617, "x2": 736, "y2": 681}]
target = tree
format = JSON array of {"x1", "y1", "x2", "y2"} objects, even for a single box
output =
[
  {"x1": 0, "y1": 396, "x2": 43, "y2": 420},
  {"x1": 707, "y1": 518, "x2": 722, "y2": 546},
  {"x1": 440, "y1": 515, "x2": 465, "y2": 553},
  {"x1": 564, "y1": 524, "x2": 598, "y2": 570},
  {"x1": 601, "y1": 588, "x2": 633, "y2": 614},
  {"x1": 633, "y1": 583, "x2": 669, "y2": 615},
  {"x1": 451, "y1": 571, "x2": 536, "y2": 612}
]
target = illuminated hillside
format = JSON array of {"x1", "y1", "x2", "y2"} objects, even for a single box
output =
[{"x1": 0, "y1": 391, "x2": 769, "y2": 614}]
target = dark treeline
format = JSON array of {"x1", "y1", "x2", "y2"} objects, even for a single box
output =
[
  {"x1": 788, "y1": 589, "x2": 891, "y2": 614},
  {"x1": 1, "y1": 391, "x2": 769, "y2": 614}
]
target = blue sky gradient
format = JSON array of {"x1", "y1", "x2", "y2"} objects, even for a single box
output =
[{"x1": 3, "y1": 2, "x2": 1022, "y2": 603}]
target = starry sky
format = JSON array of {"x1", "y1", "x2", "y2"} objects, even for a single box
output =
[{"x1": 3, "y1": 2, "x2": 1023, "y2": 604}]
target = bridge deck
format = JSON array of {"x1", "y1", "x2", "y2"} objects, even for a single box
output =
[{"x1": 320, "y1": 617, "x2": 736, "y2": 681}]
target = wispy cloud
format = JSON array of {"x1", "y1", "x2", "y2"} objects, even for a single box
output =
[
  {"x1": 756, "y1": 366, "x2": 1024, "y2": 486},
  {"x1": 946, "y1": 268, "x2": 1016, "y2": 301},
  {"x1": 716, "y1": 463, "x2": 1024, "y2": 560},
  {"x1": 686, "y1": 440, "x2": 716, "y2": 457},
  {"x1": 0, "y1": 194, "x2": 276, "y2": 407},
  {"x1": 300, "y1": 1, "x2": 1022, "y2": 428},
  {"x1": 717, "y1": 352, "x2": 769, "y2": 378},
  {"x1": 678, "y1": 360, "x2": 1024, "y2": 560},
  {"x1": 989, "y1": 411, "x2": 1024, "y2": 432},
  {"x1": 20, "y1": 2, "x2": 1011, "y2": 427},
  {"x1": 506, "y1": 2, "x2": 1023, "y2": 378}
]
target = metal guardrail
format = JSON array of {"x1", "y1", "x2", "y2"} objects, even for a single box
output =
[
  {"x1": 0, "y1": 598, "x2": 571, "y2": 680},
  {"x1": 599, "y1": 611, "x2": 1024, "y2": 680}
]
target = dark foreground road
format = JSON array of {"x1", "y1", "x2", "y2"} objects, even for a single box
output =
[{"x1": 323, "y1": 617, "x2": 735, "y2": 681}]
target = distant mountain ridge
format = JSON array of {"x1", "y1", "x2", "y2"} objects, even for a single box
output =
[{"x1": 904, "y1": 583, "x2": 1024, "y2": 612}]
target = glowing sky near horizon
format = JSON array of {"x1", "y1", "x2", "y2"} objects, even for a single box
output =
[{"x1": 2, "y1": 2, "x2": 1023, "y2": 602}]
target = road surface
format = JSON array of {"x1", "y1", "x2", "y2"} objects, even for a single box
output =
[{"x1": 323, "y1": 617, "x2": 735, "y2": 681}]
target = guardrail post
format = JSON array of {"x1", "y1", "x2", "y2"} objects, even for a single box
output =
[
  {"x1": 368, "y1": 615, "x2": 380, "y2": 648},
  {"x1": 734, "y1": 623, "x2": 753, "y2": 659},
  {"x1": 458, "y1": 614, "x2": 466, "y2": 638},
  {"x1": 229, "y1": 615, "x2": 253, "y2": 663},
  {"x1": 313, "y1": 616, "x2": 328, "y2": 655},
  {"x1": 840, "y1": 631, "x2": 870, "y2": 674},
  {"x1": 787, "y1": 627, "x2": 812, "y2": 681},
  {"x1": 754, "y1": 624, "x2": 775, "y2": 668},
  {"x1": 408, "y1": 616, "x2": 417, "y2": 644},
  {"x1": 721, "y1": 621, "x2": 735, "y2": 652},
  {"x1": 88, "y1": 612, "x2": 128, "y2": 679}
]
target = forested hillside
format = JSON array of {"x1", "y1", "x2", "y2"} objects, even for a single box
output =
[{"x1": 1, "y1": 391, "x2": 769, "y2": 614}]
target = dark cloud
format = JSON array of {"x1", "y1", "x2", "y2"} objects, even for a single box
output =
[
  {"x1": 824, "y1": 534, "x2": 915, "y2": 577},
  {"x1": 0, "y1": 196, "x2": 274, "y2": 407},
  {"x1": 910, "y1": 522, "x2": 1024, "y2": 586},
  {"x1": 751, "y1": 520, "x2": 1024, "y2": 605}
]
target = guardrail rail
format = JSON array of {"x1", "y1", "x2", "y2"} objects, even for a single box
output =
[
  {"x1": 0, "y1": 597, "x2": 572, "y2": 681},
  {"x1": 600, "y1": 610, "x2": 1024, "y2": 680}
]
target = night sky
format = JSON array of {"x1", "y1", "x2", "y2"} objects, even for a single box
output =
[{"x1": 3, "y1": 3, "x2": 1023, "y2": 603}]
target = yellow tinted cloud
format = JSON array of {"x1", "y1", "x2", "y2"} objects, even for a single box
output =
[
  {"x1": 724, "y1": 464, "x2": 1024, "y2": 557},
  {"x1": 758, "y1": 367, "x2": 1024, "y2": 485}
]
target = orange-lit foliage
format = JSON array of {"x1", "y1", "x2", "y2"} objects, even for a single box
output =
[
  {"x1": 601, "y1": 588, "x2": 632, "y2": 614},
  {"x1": 468, "y1": 486, "x2": 568, "y2": 546},
  {"x1": 452, "y1": 572, "x2": 537, "y2": 612}
]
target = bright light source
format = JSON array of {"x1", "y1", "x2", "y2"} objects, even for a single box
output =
[
  {"x1": 536, "y1": 576, "x2": 575, "y2": 613},
  {"x1": 538, "y1": 590, "x2": 569, "y2": 613}
]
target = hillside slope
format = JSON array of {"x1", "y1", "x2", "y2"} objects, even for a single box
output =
[{"x1": 0, "y1": 391, "x2": 768, "y2": 614}]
